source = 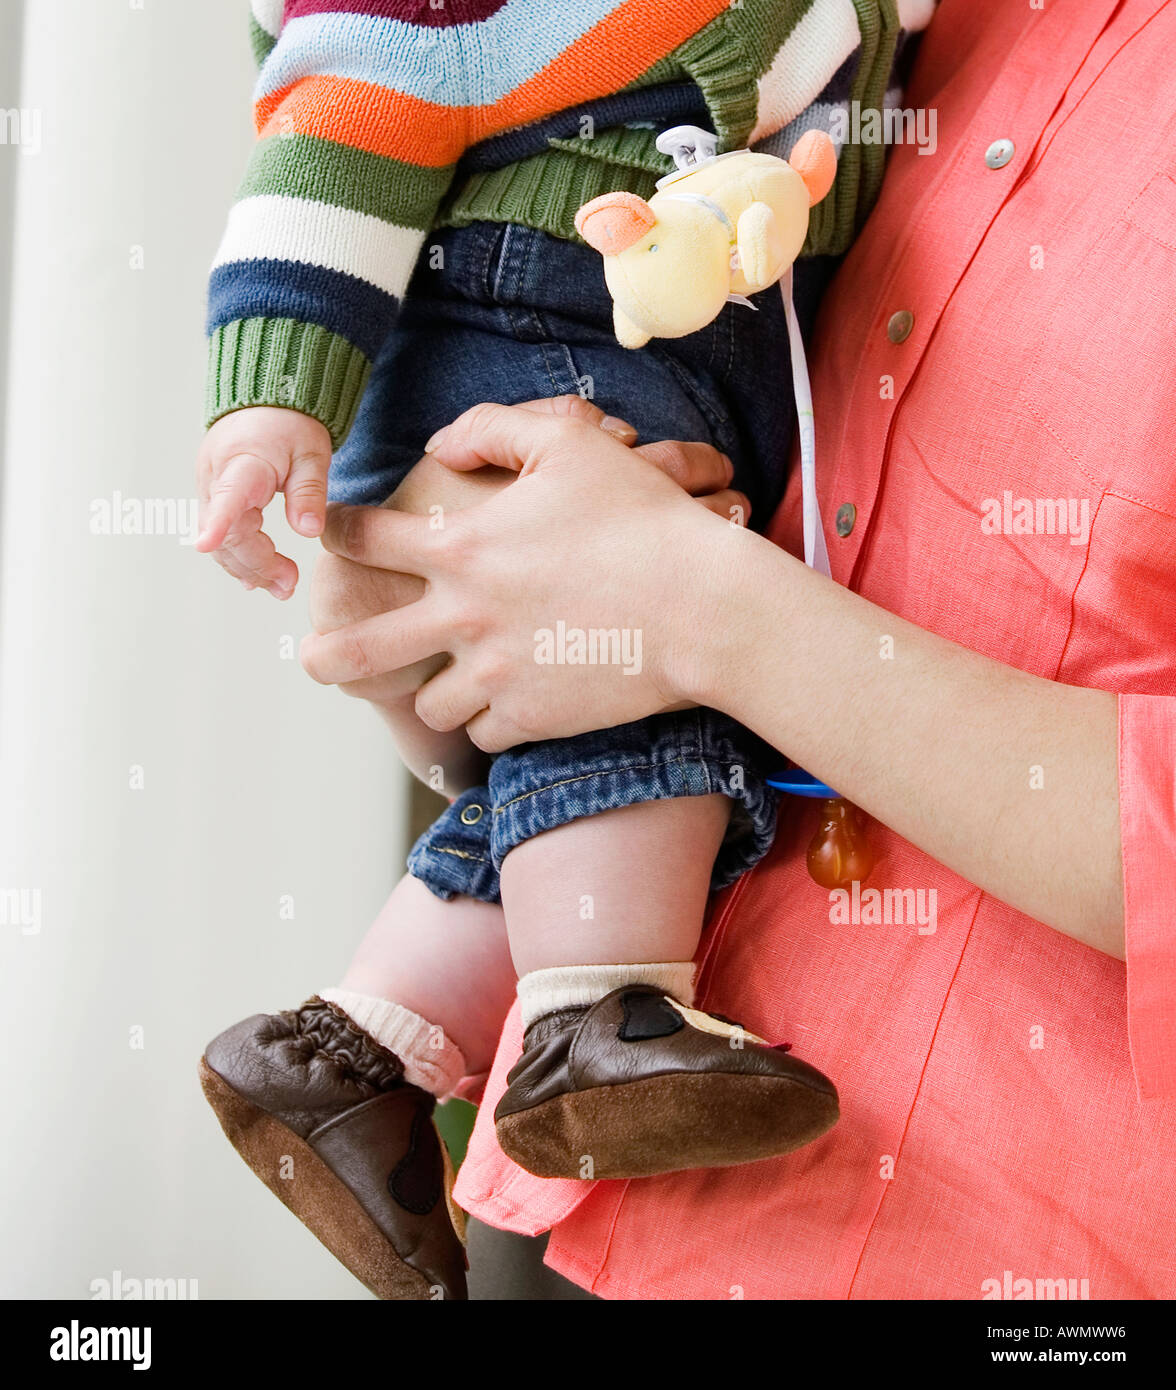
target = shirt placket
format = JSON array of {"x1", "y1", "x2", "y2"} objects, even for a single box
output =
[{"x1": 827, "y1": 0, "x2": 1125, "y2": 593}]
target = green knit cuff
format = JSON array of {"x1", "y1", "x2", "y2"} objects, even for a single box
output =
[
  {"x1": 205, "y1": 318, "x2": 372, "y2": 450},
  {"x1": 438, "y1": 150, "x2": 663, "y2": 244}
]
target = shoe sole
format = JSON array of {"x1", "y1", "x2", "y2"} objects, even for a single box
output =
[
  {"x1": 198, "y1": 1057, "x2": 435, "y2": 1300},
  {"x1": 496, "y1": 1070, "x2": 839, "y2": 1180}
]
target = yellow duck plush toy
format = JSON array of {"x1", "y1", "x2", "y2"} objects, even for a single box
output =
[{"x1": 574, "y1": 126, "x2": 837, "y2": 349}]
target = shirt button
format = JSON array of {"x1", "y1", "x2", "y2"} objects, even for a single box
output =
[
  {"x1": 985, "y1": 137, "x2": 1015, "y2": 169},
  {"x1": 887, "y1": 310, "x2": 914, "y2": 343},
  {"x1": 835, "y1": 502, "x2": 857, "y2": 538},
  {"x1": 460, "y1": 803, "x2": 484, "y2": 825}
]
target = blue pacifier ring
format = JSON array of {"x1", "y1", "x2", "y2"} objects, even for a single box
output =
[{"x1": 766, "y1": 768, "x2": 842, "y2": 799}]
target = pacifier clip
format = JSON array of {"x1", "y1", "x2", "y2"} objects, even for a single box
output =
[
  {"x1": 656, "y1": 125, "x2": 875, "y2": 890},
  {"x1": 770, "y1": 263, "x2": 875, "y2": 889}
]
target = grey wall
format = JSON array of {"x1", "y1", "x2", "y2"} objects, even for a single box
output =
[
  {"x1": 0, "y1": 0, "x2": 24, "y2": 532},
  {"x1": 0, "y1": 0, "x2": 410, "y2": 1299}
]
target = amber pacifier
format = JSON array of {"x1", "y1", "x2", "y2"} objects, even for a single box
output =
[{"x1": 767, "y1": 769, "x2": 875, "y2": 890}]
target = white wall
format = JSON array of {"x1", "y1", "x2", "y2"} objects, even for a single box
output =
[{"x1": 0, "y1": 0, "x2": 409, "y2": 1298}]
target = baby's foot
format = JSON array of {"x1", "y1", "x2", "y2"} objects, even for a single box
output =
[
  {"x1": 494, "y1": 985, "x2": 838, "y2": 1180},
  {"x1": 199, "y1": 999, "x2": 466, "y2": 1300}
]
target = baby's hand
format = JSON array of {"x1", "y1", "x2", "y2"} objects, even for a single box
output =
[{"x1": 195, "y1": 407, "x2": 332, "y2": 599}]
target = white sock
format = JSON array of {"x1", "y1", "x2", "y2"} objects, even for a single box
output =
[
  {"x1": 516, "y1": 961, "x2": 696, "y2": 1029},
  {"x1": 318, "y1": 988, "x2": 467, "y2": 1098}
]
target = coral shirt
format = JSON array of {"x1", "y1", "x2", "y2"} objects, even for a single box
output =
[{"x1": 455, "y1": 0, "x2": 1176, "y2": 1299}]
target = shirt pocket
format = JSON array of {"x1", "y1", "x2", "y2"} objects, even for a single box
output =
[{"x1": 1018, "y1": 171, "x2": 1176, "y2": 516}]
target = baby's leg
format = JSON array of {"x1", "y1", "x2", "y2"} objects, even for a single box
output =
[
  {"x1": 501, "y1": 795, "x2": 729, "y2": 979},
  {"x1": 201, "y1": 866, "x2": 511, "y2": 1302},
  {"x1": 487, "y1": 709, "x2": 767, "y2": 1011},
  {"x1": 336, "y1": 871, "x2": 515, "y2": 1080},
  {"x1": 308, "y1": 456, "x2": 523, "y2": 1080},
  {"x1": 201, "y1": 457, "x2": 519, "y2": 1301},
  {"x1": 487, "y1": 714, "x2": 840, "y2": 1182}
]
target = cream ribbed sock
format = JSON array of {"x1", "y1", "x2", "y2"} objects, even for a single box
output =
[
  {"x1": 318, "y1": 988, "x2": 466, "y2": 1098},
  {"x1": 515, "y1": 961, "x2": 696, "y2": 1029}
]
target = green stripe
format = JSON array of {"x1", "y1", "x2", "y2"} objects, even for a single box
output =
[
  {"x1": 718, "y1": 0, "x2": 814, "y2": 79},
  {"x1": 856, "y1": 0, "x2": 901, "y2": 217},
  {"x1": 673, "y1": 17, "x2": 760, "y2": 152},
  {"x1": 546, "y1": 125, "x2": 673, "y2": 178},
  {"x1": 237, "y1": 134, "x2": 455, "y2": 230},
  {"x1": 623, "y1": 54, "x2": 684, "y2": 91},
  {"x1": 249, "y1": 15, "x2": 277, "y2": 69},
  {"x1": 803, "y1": 0, "x2": 896, "y2": 257},
  {"x1": 206, "y1": 318, "x2": 371, "y2": 450},
  {"x1": 661, "y1": 0, "x2": 817, "y2": 155},
  {"x1": 617, "y1": 0, "x2": 812, "y2": 133},
  {"x1": 438, "y1": 149, "x2": 662, "y2": 243}
]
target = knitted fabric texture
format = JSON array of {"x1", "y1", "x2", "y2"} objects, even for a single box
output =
[
  {"x1": 319, "y1": 987, "x2": 468, "y2": 1097},
  {"x1": 516, "y1": 961, "x2": 697, "y2": 1028},
  {"x1": 210, "y1": 1, "x2": 927, "y2": 447}
]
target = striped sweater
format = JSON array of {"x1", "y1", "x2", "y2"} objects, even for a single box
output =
[{"x1": 207, "y1": 1, "x2": 933, "y2": 449}]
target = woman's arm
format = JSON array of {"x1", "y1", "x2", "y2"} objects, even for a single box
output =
[
  {"x1": 693, "y1": 531, "x2": 1123, "y2": 958},
  {"x1": 301, "y1": 404, "x2": 1124, "y2": 958}
]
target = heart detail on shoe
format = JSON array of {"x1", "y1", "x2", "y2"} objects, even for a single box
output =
[{"x1": 617, "y1": 991, "x2": 686, "y2": 1041}]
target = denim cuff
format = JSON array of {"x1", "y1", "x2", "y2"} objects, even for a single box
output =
[
  {"x1": 407, "y1": 714, "x2": 782, "y2": 904},
  {"x1": 488, "y1": 710, "x2": 780, "y2": 893},
  {"x1": 407, "y1": 785, "x2": 500, "y2": 903}
]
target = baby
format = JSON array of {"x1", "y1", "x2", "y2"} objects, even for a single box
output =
[{"x1": 197, "y1": 0, "x2": 928, "y2": 1300}]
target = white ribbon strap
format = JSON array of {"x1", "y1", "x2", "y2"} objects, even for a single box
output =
[
  {"x1": 651, "y1": 126, "x2": 831, "y2": 572},
  {"x1": 781, "y1": 264, "x2": 831, "y2": 577}
]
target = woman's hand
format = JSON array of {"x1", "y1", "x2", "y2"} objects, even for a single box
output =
[
  {"x1": 299, "y1": 398, "x2": 1126, "y2": 954},
  {"x1": 300, "y1": 401, "x2": 756, "y2": 752}
]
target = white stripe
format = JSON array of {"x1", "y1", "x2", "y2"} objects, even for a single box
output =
[
  {"x1": 211, "y1": 195, "x2": 424, "y2": 299},
  {"x1": 751, "y1": 0, "x2": 861, "y2": 144},
  {"x1": 897, "y1": 0, "x2": 937, "y2": 32},
  {"x1": 782, "y1": 266, "x2": 831, "y2": 578},
  {"x1": 250, "y1": 0, "x2": 284, "y2": 40}
]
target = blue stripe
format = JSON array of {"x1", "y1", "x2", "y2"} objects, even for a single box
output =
[
  {"x1": 257, "y1": 2, "x2": 623, "y2": 107},
  {"x1": 459, "y1": 81, "x2": 710, "y2": 172},
  {"x1": 207, "y1": 260, "x2": 399, "y2": 359}
]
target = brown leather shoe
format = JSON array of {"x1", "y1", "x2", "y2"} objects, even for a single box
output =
[
  {"x1": 494, "y1": 985, "x2": 838, "y2": 1180},
  {"x1": 198, "y1": 998, "x2": 466, "y2": 1301}
]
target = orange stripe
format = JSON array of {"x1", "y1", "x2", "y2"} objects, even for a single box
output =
[
  {"x1": 255, "y1": 0, "x2": 730, "y2": 164},
  {"x1": 257, "y1": 79, "x2": 468, "y2": 166},
  {"x1": 469, "y1": 0, "x2": 731, "y2": 142}
]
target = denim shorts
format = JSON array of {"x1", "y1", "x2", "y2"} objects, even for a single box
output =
[{"x1": 332, "y1": 220, "x2": 834, "y2": 903}]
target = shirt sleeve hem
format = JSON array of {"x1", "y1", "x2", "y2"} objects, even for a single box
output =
[{"x1": 1119, "y1": 692, "x2": 1176, "y2": 1100}]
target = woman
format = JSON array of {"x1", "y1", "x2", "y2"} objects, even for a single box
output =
[{"x1": 299, "y1": 0, "x2": 1176, "y2": 1298}]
